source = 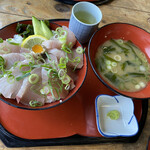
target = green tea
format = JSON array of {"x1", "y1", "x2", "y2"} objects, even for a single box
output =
[{"x1": 74, "y1": 11, "x2": 97, "y2": 24}]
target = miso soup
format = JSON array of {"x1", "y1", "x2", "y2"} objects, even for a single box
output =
[{"x1": 95, "y1": 39, "x2": 150, "y2": 92}]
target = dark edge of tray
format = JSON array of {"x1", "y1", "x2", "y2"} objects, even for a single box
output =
[
  {"x1": 0, "y1": 100, "x2": 148, "y2": 148},
  {"x1": 55, "y1": 0, "x2": 113, "y2": 5},
  {"x1": 146, "y1": 136, "x2": 150, "y2": 150}
]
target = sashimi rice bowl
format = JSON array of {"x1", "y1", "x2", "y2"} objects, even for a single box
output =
[{"x1": 0, "y1": 17, "x2": 87, "y2": 109}]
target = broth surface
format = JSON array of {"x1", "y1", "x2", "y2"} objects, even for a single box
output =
[
  {"x1": 74, "y1": 11, "x2": 97, "y2": 24},
  {"x1": 95, "y1": 39, "x2": 150, "y2": 92}
]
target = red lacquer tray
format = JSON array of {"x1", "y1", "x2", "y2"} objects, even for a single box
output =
[{"x1": 0, "y1": 19, "x2": 148, "y2": 147}]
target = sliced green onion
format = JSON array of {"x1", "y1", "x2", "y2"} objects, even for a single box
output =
[
  {"x1": 19, "y1": 64, "x2": 32, "y2": 74},
  {"x1": 40, "y1": 86, "x2": 50, "y2": 95},
  {"x1": 0, "y1": 74, "x2": 3, "y2": 78},
  {"x1": 45, "y1": 52, "x2": 51, "y2": 60},
  {"x1": 76, "y1": 47, "x2": 85, "y2": 54},
  {"x1": 139, "y1": 65, "x2": 146, "y2": 72},
  {"x1": 50, "y1": 60, "x2": 58, "y2": 70},
  {"x1": 72, "y1": 57, "x2": 81, "y2": 71},
  {"x1": 51, "y1": 87, "x2": 60, "y2": 100},
  {"x1": 103, "y1": 46, "x2": 116, "y2": 54},
  {"x1": 59, "y1": 30, "x2": 67, "y2": 43},
  {"x1": 110, "y1": 39, "x2": 129, "y2": 56},
  {"x1": 13, "y1": 61, "x2": 20, "y2": 68},
  {"x1": 103, "y1": 54, "x2": 118, "y2": 62},
  {"x1": 117, "y1": 39, "x2": 124, "y2": 44},
  {"x1": 36, "y1": 57, "x2": 46, "y2": 64},
  {"x1": 60, "y1": 29, "x2": 67, "y2": 36},
  {"x1": 61, "y1": 74, "x2": 71, "y2": 85},
  {"x1": 107, "y1": 65, "x2": 112, "y2": 70},
  {"x1": 54, "y1": 27, "x2": 68, "y2": 44},
  {"x1": 47, "y1": 69, "x2": 58, "y2": 79},
  {"x1": 0, "y1": 56, "x2": 5, "y2": 66},
  {"x1": 23, "y1": 53, "x2": 35, "y2": 63},
  {"x1": 16, "y1": 72, "x2": 31, "y2": 81},
  {"x1": 3, "y1": 70, "x2": 12, "y2": 76},
  {"x1": 56, "y1": 27, "x2": 62, "y2": 34},
  {"x1": 53, "y1": 33, "x2": 59, "y2": 39},
  {"x1": 73, "y1": 57, "x2": 81, "y2": 63},
  {"x1": 65, "y1": 84, "x2": 70, "y2": 90},
  {"x1": 57, "y1": 82, "x2": 63, "y2": 93},
  {"x1": 61, "y1": 43, "x2": 72, "y2": 54},
  {"x1": 29, "y1": 100, "x2": 43, "y2": 107},
  {"x1": 58, "y1": 63, "x2": 66, "y2": 69},
  {"x1": 125, "y1": 41, "x2": 143, "y2": 63},
  {"x1": 33, "y1": 64, "x2": 52, "y2": 69},
  {"x1": 58, "y1": 69, "x2": 66, "y2": 80},
  {"x1": 73, "y1": 64, "x2": 79, "y2": 71},
  {"x1": 127, "y1": 72, "x2": 146, "y2": 77},
  {"x1": 131, "y1": 79, "x2": 138, "y2": 84},
  {"x1": 139, "y1": 81, "x2": 146, "y2": 88},
  {"x1": 28, "y1": 61, "x2": 35, "y2": 68},
  {"x1": 30, "y1": 84, "x2": 42, "y2": 95},
  {"x1": 135, "y1": 84, "x2": 141, "y2": 90},
  {"x1": 111, "y1": 62, "x2": 117, "y2": 67},
  {"x1": 6, "y1": 38, "x2": 20, "y2": 45},
  {"x1": 114, "y1": 55, "x2": 121, "y2": 61},
  {"x1": 0, "y1": 38, "x2": 3, "y2": 43},
  {"x1": 60, "y1": 57, "x2": 68, "y2": 64},
  {"x1": 106, "y1": 60, "x2": 111, "y2": 65},
  {"x1": 0, "y1": 45, "x2": 11, "y2": 54},
  {"x1": 69, "y1": 57, "x2": 81, "y2": 63},
  {"x1": 7, "y1": 74, "x2": 15, "y2": 84},
  {"x1": 139, "y1": 52, "x2": 147, "y2": 63},
  {"x1": 111, "y1": 67, "x2": 118, "y2": 73},
  {"x1": 28, "y1": 74, "x2": 39, "y2": 84},
  {"x1": 58, "y1": 57, "x2": 68, "y2": 69}
]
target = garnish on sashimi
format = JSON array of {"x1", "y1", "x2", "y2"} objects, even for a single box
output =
[{"x1": 0, "y1": 17, "x2": 84, "y2": 107}]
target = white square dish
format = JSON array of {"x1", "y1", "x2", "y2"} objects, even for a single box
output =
[{"x1": 95, "y1": 94, "x2": 139, "y2": 137}]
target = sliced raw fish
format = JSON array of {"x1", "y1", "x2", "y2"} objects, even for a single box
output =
[
  {"x1": 45, "y1": 52, "x2": 59, "y2": 71},
  {"x1": 48, "y1": 48, "x2": 66, "y2": 60},
  {"x1": 41, "y1": 67, "x2": 48, "y2": 84},
  {"x1": 0, "y1": 41, "x2": 30, "y2": 55},
  {"x1": 0, "y1": 41, "x2": 21, "y2": 54},
  {"x1": 16, "y1": 67, "x2": 46, "y2": 105},
  {"x1": 0, "y1": 25, "x2": 82, "y2": 106},
  {"x1": 42, "y1": 26, "x2": 76, "y2": 51},
  {"x1": 66, "y1": 67, "x2": 77, "y2": 90},
  {"x1": 41, "y1": 67, "x2": 68, "y2": 103},
  {"x1": 46, "y1": 81, "x2": 69, "y2": 103},
  {"x1": 0, "y1": 60, "x2": 29, "y2": 99},
  {"x1": 67, "y1": 47, "x2": 83, "y2": 69},
  {"x1": 62, "y1": 26, "x2": 76, "y2": 47},
  {"x1": 42, "y1": 39, "x2": 62, "y2": 50},
  {"x1": 20, "y1": 47, "x2": 30, "y2": 53},
  {"x1": 2, "y1": 53, "x2": 25, "y2": 70}
]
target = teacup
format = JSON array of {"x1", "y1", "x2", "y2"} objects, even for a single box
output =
[{"x1": 69, "y1": 2, "x2": 102, "y2": 44}]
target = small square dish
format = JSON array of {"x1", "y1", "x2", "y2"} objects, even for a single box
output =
[{"x1": 95, "y1": 94, "x2": 139, "y2": 137}]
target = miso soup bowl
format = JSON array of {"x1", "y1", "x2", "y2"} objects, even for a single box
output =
[
  {"x1": 88, "y1": 23, "x2": 150, "y2": 99},
  {"x1": 0, "y1": 19, "x2": 87, "y2": 110}
]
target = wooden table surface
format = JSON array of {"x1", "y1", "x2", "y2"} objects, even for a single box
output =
[{"x1": 0, "y1": 0, "x2": 149, "y2": 149}]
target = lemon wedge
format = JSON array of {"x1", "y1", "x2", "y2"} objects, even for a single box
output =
[{"x1": 21, "y1": 35, "x2": 47, "y2": 53}]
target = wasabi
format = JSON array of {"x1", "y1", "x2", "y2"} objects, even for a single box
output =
[{"x1": 107, "y1": 110, "x2": 120, "y2": 120}]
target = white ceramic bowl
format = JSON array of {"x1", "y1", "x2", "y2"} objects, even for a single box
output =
[{"x1": 95, "y1": 94, "x2": 139, "y2": 137}]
